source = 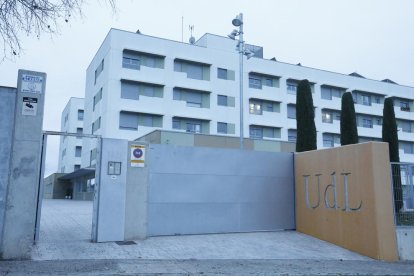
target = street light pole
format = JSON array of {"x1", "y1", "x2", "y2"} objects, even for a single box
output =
[
  {"x1": 230, "y1": 13, "x2": 245, "y2": 149},
  {"x1": 237, "y1": 14, "x2": 244, "y2": 150}
]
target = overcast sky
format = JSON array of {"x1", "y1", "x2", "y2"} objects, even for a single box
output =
[{"x1": 1, "y1": 0, "x2": 413, "y2": 175}]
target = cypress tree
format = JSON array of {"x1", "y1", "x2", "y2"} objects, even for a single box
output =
[
  {"x1": 340, "y1": 92, "x2": 359, "y2": 145},
  {"x1": 296, "y1": 79, "x2": 317, "y2": 152},
  {"x1": 382, "y1": 97, "x2": 403, "y2": 212}
]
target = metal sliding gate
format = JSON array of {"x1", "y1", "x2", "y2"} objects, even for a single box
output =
[{"x1": 390, "y1": 162, "x2": 414, "y2": 226}]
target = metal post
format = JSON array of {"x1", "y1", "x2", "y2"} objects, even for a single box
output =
[
  {"x1": 238, "y1": 13, "x2": 244, "y2": 149},
  {"x1": 34, "y1": 133, "x2": 47, "y2": 243}
]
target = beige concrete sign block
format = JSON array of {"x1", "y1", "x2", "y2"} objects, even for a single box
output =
[{"x1": 295, "y1": 142, "x2": 398, "y2": 261}]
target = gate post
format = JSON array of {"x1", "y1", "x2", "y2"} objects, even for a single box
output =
[{"x1": 0, "y1": 70, "x2": 46, "y2": 259}]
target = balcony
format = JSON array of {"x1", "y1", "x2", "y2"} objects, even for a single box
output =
[
  {"x1": 395, "y1": 107, "x2": 414, "y2": 121},
  {"x1": 354, "y1": 102, "x2": 383, "y2": 116}
]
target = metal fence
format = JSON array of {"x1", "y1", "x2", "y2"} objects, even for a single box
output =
[{"x1": 390, "y1": 162, "x2": 414, "y2": 226}]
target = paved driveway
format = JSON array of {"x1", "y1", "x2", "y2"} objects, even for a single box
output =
[{"x1": 33, "y1": 199, "x2": 370, "y2": 261}]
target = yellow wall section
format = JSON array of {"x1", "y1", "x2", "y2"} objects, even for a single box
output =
[{"x1": 295, "y1": 142, "x2": 398, "y2": 261}]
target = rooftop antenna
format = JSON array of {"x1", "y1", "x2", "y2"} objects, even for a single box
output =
[{"x1": 189, "y1": 25, "x2": 195, "y2": 44}]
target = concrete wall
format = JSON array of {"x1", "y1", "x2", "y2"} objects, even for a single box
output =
[
  {"x1": 396, "y1": 227, "x2": 414, "y2": 260},
  {"x1": 1, "y1": 70, "x2": 46, "y2": 259},
  {"x1": 0, "y1": 87, "x2": 16, "y2": 250},
  {"x1": 124, "y1": 144, "x2": 295, "y2": 239},
  {"x1": 137, "y1": 130, "x2": 296, "y2": 153},
  {"x1": 295, "y1": 142, "x2": 398, "y2": 261}
]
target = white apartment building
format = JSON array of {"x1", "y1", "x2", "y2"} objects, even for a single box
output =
[
  {"x1": 58, "y1": 97, "x2": 84, "y2": 173},
  {"x1": 81, "y1": 28, "x2": 414, "y2": 166}
]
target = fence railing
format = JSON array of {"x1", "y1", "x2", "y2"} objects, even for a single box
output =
[{"x1": 390, "y1": 162, "x2": 414, "y2": 226}]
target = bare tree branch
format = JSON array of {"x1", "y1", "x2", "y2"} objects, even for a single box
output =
[{"x1": 0, "y1": 0, "x2": 116, "y2": 61}]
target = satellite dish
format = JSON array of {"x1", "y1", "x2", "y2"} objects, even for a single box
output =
[{"x1": 189, "y1": 36, "x2": 195, "y2": 44}]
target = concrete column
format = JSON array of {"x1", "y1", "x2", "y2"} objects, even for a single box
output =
[
  {"x1": 0, "y1": 87, "x2": 17, "y2": 248},
  {"x1": 1, "y1": 70, "x2": 46, "y2": 259}
]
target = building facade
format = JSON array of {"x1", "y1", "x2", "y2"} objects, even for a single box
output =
[
  {"x1": 80, "y1": 28, "x2": 414, "y2": 166},
  {"x1": 58, "y1": 97, "x2": 85, "y2": 173}
]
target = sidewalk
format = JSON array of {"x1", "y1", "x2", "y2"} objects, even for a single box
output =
[{"x1": 2, "y1": 199, "x2": 412, "y2": 275}]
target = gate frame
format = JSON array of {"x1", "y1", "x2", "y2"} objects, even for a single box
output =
[
  {"x1": 34, "y1": 130, "x2": 101, "y2": 243},
  {"x1": 390, "y1": 162, "x2": 414, "y2": 225}
]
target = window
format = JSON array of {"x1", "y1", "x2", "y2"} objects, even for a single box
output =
[
  {"x1": 76, "y1": 127, "x2": 83, "y2": 139},
  {"x1": 123, "y1": 53, "x2": 140, "y2": 70},
  {"x1": 249, "y1": 77, "x2": 262, "y2": 89},
  {"x1": 140, "y1": 114, "x2": 161, "y2": 127},
  {"x1": 249, "y1": 126, "x2": 280, "y2": 139},
  {"x1": 263, "y1": 127, "x2": 280, "y2": 138},
  {"x1": 265, "y1": 78, "x2": 273, "y2": 87},
  {"x1": 264, "y1": 102, "x2": 273, "y2": 112},
  {"x1": 362, "y1": 95, "x2": 371, "y2": 106},
  {"x1": 94, "y1": 59, "x2": 104, "y2": 84},
  {"x1": 321, "y1": 87, "x2": 332, "y2": 100},
  {"x1": 323, "y1": 134, "x2": 334, "y2": 148},
  {"x1": 90, "y1": 148, "x2": 97, "y2": 164},
  {"x1": 352, "y1": 93, "x2": 357, "y2": 103},
  {"x1": 287, "y1": 81, "x2": 297, "y2": 95},
  {"x1": 93, "y1": 88, "x2": 102, "y2": 110},
  {"x1": 62, "y1": 149, "x2": 66, "y2": 157},
  {"x1": 362, "y1": 118, "x2": 373, "y2": 128},
  {"x1": 75, "y1": 146, "x2": 82, "y2": 157},
  {"x1": 173, "y1": 88, "x2": 207, "y2": 108},
  {"x1": 322, "y1": 111, "x2": 333, "y2": 123},
  {"x1": 92, "y1": 117, "x2": 101, "y2": 133},
  {"x1": 143, "y1": 85, "x2": 155, "y2": 97},
  {"x1": 172, "y1": 118, "x2": 206, "y2": 133},
  {"x1": 287, "y1": 104, "x2": 296, "y2": 119},
  {"x1": 122, "y1": 50, "x2": 164, "y2": 69},
  {"x1": 77, "y1": 109, "x2": 84, "y2": 121},
  {"x1": 400, "y1": 142, "x2": 414, "y2": 154},
  {"x1": 174, "y1": 59, "x2": 209, "y2": 80},
  {"x1": 399, "y1": 120, "x2": 412, "y2": 133},
  {"x1": 119, "y1": 111, "x2": 161, "y2": 129},
  {"x1": 217, "y1": 68, "x2": 228, "y2": 79},
  {"x1": 249, "y1": 102, "x2": 262, "y2": 115},
  {"x1": 321, "y1": 86, "x2": 344, "y2": 100},
  {"x1": 121, "y1": 81, "x2": 163, "y2": 100},
  {"x1": 64, "y1": 113, "x2": 68, "y2": 124},
  {"x1": 121, "y1": 82, "x2": 139, "y2": 100},
  {"x1": 186, "y1": 122, "x2": 201, "y2": 133},
  {"x1": 217, "y1": 122, "x2": 228, "y2": 134},
  {"x1": 172, "y1": 119, "x2": 180, "y2": 129},
  {"x1": 187, "y1": 63, "x2": 203, "y2": 80},
  {"x1": 250, "y1": 127, "x2": 263, "y2": 139},
  {"x1": 119, "y1": 112, "x2": 138, "y2": 130},
  {"x1": 288, "y1": 129, "x2": 297, "y2": 142},
  {"x1": 248, "y1": 73, "x2": 278, "y2": 88},
  {"x1": 186, "y1": 91, "x2": 202, "y2": 107},
  {"x1": 400, "y1": 101, "x2": 410, "y2": 112},
  {"x1": 218, "y1": 95, "x2": 228, "y2": 106}
]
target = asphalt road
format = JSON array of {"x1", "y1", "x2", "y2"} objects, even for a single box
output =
[{"x1": 1, "y1": 259, "x2": 414, "y2": 275}]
